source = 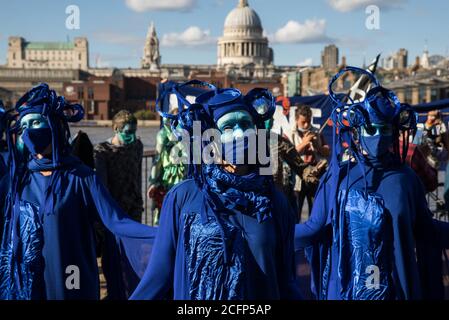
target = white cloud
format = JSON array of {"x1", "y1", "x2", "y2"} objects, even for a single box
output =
[
  {"x1": 125, "y1": 0, "x2": 196, "y2": 12},
  {"x1": 297, "y1": 58, "x2": 313, "y2": 67},
  {"x1": 161, "y1": 26, "x2": 216, "y2": 47},
  {"x1": 272, "y1": 19, "x2": 333, "y2": 44},
  {"x1": 328, "y1": 0, "x2": 407, "y2": 12}
]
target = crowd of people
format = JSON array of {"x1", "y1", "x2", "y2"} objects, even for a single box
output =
[{"x1": 0, "y1": 67, "x2": 449, "y2": 300}]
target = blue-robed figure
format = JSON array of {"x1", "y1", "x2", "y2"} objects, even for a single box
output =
[
  {"x1": 295, "y1": 67, "x2": 449, "y2": 300},
  {"x1": 0, "y1": 102, "x2": 7, "y2": 179},
  {"x1": 0, "y1": 84, "x2": 155, "y2": 300},
  {"x1": 0, "y1": 102, "x2": 8, "y2": 243},
  {"x1": 130, "y1": 81, "x2": 300, "y2": 300}
]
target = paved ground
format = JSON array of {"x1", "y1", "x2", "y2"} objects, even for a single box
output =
[
  {"x1": 97, "y1": 258, "x2": 107, "y2": 300},
  {"x1": 97, "y1": 249, "x2": 449, "y2": 300}
]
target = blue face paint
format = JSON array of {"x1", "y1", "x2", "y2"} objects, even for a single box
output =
[
  {"x1": 360, "y1": 123, "x2": 393, "y2": 157},
  {"x1": 216, "y1": 110, "x2": 256, "y2": 164},
  {"x1": 116, "y1": 123, "x2": 137, "y2": 145},
  {"x1": 17, "y1": 113, "x2": 51, "y2": 155},
  {"x1": 217, "y1": 110, "x2": 255, "y2": 142}
]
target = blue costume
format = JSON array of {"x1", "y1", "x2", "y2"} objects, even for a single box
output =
[
  {"x1": 0, "y1": 103, "x2": 9, "y2": 242},
  {"x1": 131, "y1": 81, "x2": 300, "y2": 300},
  {"x1": 0, "y1": 84, "x2": 155, "y2": 300},
  {"x1": 0, "y1": 102, "x2": 7, "y2": 179},
  {"x1": 295, "y1": 67, "x2": 449, "y2": 300}
]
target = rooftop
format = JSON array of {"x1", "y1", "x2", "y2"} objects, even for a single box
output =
[{"x1": 25, "y1": 42, "x2": 75, "y2": 50}]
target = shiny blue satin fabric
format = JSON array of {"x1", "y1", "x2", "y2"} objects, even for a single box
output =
[{"x1": 130, "y1": 177, "x2": 300, "y2": 300}]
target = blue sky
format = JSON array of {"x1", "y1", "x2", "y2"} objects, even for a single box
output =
[{"x1": 0, "y1": 0, "x2": 448, "y2": 68}]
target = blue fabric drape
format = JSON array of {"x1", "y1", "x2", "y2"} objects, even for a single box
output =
[
  {"x1": 130, "y1": 175, "x2": 300, "y2": 300},
  {"x1": 0, "y1": 157, "x2": 156, "y2": 299}
]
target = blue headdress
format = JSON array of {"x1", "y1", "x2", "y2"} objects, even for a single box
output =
[
  {"x1": 8, "y1": 83, "x2": 84, "y2": 168},
  {"x1": 156, "y1": 80, "x2": 277, "y2": 263},
  {"x1": 156, "y1": 80, "x2": 276, "y2": 181},
  {"x1": 327, "y1": 66, "x2": 417, "y2": 168}
]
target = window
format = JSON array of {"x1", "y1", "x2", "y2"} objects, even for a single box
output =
[
  {"x1": 404, "y1": 88, "x2": 413, "y2": 103},
  {"x1": 78, "y1": 86, "x2": 84, "y2": 99},
  {"x1": 431, "y1": 89, "x2": 438, "y2": 101},
  {"x1": 89, "y1": 100, "x2": 95, "y2": 114},
  {"x1": 88, "y1": 87, "x2": 94, "y2": 99},
  {"x1": 419, "y1": 86, "x2": 427, "y2": 103}
]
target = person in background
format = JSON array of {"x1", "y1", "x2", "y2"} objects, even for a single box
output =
[
  {"x1": 413, "y1": 110, "x2": 449, "y2": 216},
  {"x1": 94, "y1": 110, "x2": 144, "y2": 222},
  {"x1": 93, "y1": 110, "x2": 144, "y2": 299},
  {"x1": 254, "y1": 97, "x2": 313, "y2": 213},
  {"x1": 418, "y1": 110, "x2": 449, "y2": 215},
  {"x1": 147, "y1": 108, "x2": 187, "y2": 225},
  {"x1": 417, "y1": 110, "x2": 449, "y2": 169},
  {"x1": 292, "y1": 105, "x2": 330, "y2": 222}
]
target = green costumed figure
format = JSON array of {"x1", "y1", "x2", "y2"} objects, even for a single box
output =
[{"x1": 148, "y1": 116, "x2": 187, "y2": 225}]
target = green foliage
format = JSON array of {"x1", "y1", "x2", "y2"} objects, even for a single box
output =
[{"x1": 134, "y1": 109, "x2": 157, "y2": 120}]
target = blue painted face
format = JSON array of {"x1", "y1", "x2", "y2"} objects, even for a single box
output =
[
  {"x1": 360, "y1": 122, "x2": 394, "y2": 157},
  {"x1": 116, "y1": 123, "x2": 137, "y2": 145},
  {"x1": 216, "y1": 110, "x2": 256, "y2": 165},
  {"x1": 216, "y1": 110, "x2": 255, "y2": 144},
  {"x1": 361, "y1": 123, "x2": 393, "y2": 137},
  {"x1": 17, "y1": 113, "x2": 50, "y2": 154}
]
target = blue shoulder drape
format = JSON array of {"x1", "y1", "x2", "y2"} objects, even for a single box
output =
[
  {"x1": 130, "y1": 178, "x2": 300, "y2": 300},
  {"x1": 0, "y1": 157, "x2": 156, "y2": 300},
  {"x1": 295, "y1": 161, "x2": 449, "y2": 300}
]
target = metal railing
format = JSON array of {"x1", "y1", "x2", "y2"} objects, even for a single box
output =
[{"x1": 141, "y1": 151, "x2": 449, "y2": 225}]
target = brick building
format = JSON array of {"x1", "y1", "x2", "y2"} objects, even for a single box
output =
[{"x1": 63, "y1": 69, "x2": 161, "y2": 120}]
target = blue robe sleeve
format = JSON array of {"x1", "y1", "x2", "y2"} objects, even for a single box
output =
[
  {"x1": 0, "y1": 174, "x2": 8, "y2": 240},
  {"x1": 294, "y1": 178, "x2": 330, "y2": 249},
  {"x1": 86, "y1": 173, "x2": 154, "y2": 238},
  {"x1": 129, "y1": 187, "x2": 180, "y2": 300},
  {"x1": 85, "y1": 173, "x2": 157, "y2": 279}
]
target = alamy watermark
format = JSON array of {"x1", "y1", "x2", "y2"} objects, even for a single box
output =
[
  {"x1": 365, "y1": 265, "x2": 380, "y2": 290},
  {"x1": 366, "y1": 5, "x2": 380, "y2": 30},
  {"x1": 166, "y1": 121, "x2": 278, "y2": 176},
  {"x1": 66, "y1": 5, "x2": 80, "y2": 30},
  {"x1": 65, "y1": 265, "x2": 80, "y2": 290}
]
